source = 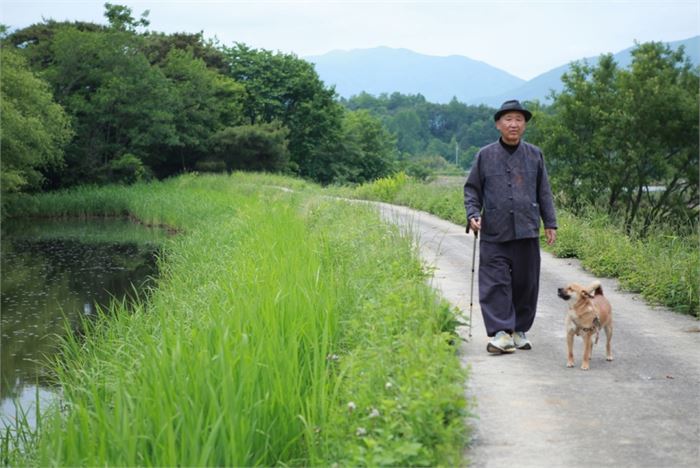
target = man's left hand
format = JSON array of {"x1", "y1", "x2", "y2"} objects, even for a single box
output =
[{"x1": 545, "y1": 228, "x2": 557, "y2": 245}]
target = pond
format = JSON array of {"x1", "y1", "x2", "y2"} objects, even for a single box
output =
[{"x1": 1, "y1": 218, "x2": 169, "y2": 431}]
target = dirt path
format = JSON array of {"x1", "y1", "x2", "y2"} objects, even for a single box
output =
[{"x1": 375, "y1": 202, "x2": 700, "y2": 468}]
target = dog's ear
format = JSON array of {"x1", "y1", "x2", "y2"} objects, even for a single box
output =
[{"x1": 587, "y1": 280, "x2": 603, "y2": 297}]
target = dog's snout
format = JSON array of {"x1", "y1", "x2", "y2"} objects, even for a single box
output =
[{"x1": 557, "y1": 288, "x2": 570, "y2": 300}]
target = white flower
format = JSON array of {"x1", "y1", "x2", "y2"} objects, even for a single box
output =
[
  {"x1": 347, "y1": 401, "x2": 357, "y2": 412},
  {"x1": 369, "y1": 408, "x2": 380, "y2": 418},
  {"x1": 356, "y1": 427, "x2": 367, "y2": 437},
  {"x1": 385, "y1": 382, "x2": 393, "y2": 390}
]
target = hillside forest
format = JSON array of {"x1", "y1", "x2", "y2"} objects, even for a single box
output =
[{"x1": 2, "y1": 3, "x2": 698, "y2": 236}]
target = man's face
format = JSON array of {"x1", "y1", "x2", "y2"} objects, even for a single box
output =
[{"x1": 496, "y1": 111, "x2": 527, "y2": 145}]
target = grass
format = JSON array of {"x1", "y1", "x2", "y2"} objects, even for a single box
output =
[
  {"x1": 551, "y1": 210, "x2": 699, "y2": 316},
  {"x1": 2, "y1": 173, "x2": 469, "y2": 466},
  {"x1": 337, "y1": 173, "x2": 699, "y2": 318}
]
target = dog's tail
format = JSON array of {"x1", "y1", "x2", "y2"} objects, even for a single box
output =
[{"x1": 588, "y1": 280, "x2": 604, "y2": 296}]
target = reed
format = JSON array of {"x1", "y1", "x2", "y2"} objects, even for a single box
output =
[{"x1": 3, "y1": 173, "x2": 468, "y2": 466}]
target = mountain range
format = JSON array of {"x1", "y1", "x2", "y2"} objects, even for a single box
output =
[{"x1": 306, "y1": 36, "x2": 699, "y2": 106}]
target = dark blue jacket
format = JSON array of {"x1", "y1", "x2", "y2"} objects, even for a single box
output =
[{"x1": 464, "y1": 140, "x2": 557, "y2": 242}]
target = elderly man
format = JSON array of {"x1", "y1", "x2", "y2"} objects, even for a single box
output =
[{"x1": 464, "y1": 99, "x2": 557, "y2": 354}]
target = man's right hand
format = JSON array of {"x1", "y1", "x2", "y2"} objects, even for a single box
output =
[{"x1": 469, "y1": 217, "x2": 481, "y2": 233}]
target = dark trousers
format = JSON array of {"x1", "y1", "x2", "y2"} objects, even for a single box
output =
[{"x1": 478, "y1": 238, "x2": 541, "y2": 337}]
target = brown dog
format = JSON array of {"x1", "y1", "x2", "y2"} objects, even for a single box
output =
[{"x1": 557, "y1": 280, "x2": 613, "y2": 370}]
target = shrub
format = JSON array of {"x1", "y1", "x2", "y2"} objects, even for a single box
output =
[{"x1": 109, "y1": 153, "x2": 150, "y2": 184}]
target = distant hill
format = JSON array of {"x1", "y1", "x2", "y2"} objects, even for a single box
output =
[
  {"x1": 478, "y1": 36, "x2": 700, "y2": 106},
  {"x1": 307, "y1": 36, "x2": 699, "y2": 106},
  {"x1": 305, "y1": 47, "x2": 525, "y2": 104}
]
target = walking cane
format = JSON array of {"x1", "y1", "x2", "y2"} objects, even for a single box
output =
[{"x1": 468, "y1": 230, "x2": 478, "y2": 339}]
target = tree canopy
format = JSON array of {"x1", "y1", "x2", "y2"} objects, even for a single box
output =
[
  {"x1": 222, "y1": 43, "x2": 347, "y2": 180},
  {"x1": 0, "y1": 46, "x2": 72, "y2": 194},
  {"x1": 1, "y1": 4, "x2": 398, "y2": 191},
  {"x1": 343, "y1": 92, "x2": 497, "y2": 172},
  {"x1": 530, "y1": 41, "x2": 699, "y2": 235}
]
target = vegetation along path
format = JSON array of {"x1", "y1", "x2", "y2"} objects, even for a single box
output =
[{"x1": 375, "y1": 201, "x2": 700, "y2": 468}]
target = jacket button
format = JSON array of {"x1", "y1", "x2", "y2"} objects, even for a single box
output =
[{"x1": 509, "y1": 210, "x2": 514, "y2": 214}]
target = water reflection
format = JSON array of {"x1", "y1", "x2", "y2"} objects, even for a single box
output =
[{"x1": 1, "y1": 218, "x2": 166, "y2": 429}]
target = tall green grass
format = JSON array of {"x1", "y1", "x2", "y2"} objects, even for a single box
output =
[
  {"x1": 3, "y1": 173, "x2": 468, "y2": 466},
  {"x1": 343, "y1": 173, "x2": 699, "y2": 317}
]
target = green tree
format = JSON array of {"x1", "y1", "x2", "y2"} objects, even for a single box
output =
[
  {"x1": 41, "y1": 25, "x2": 178, "y2": 186},
  {"x1": 339, "y1": 109, "x2": 396, "y2": 183},
  {"x1": 386, "y1": 108, "x2": 427, "y2": 155},
  {"x1": 460, "y1": 145, "x2": 480, "y2": 171},
  {"x1": 5, "y1": 4, "x2": 242, "y2": 186},
  {"x1": 458, "y1": 111, "x2": 499, "y2": 149},
  {"x1": 3, "y1": 20, "x2": 108, "y2": 71},
  {"x1": 103, "y1": 2, "x2": 150, "y2": 31},
  {"x1": 211, "y1": 121, "x2": 291, "y2": 172},
  {"x1": 223, "y1": 44, "x2": 344, "y2": 180},
  {"x1": 533, "y1": 57, "x2": 623, "y2": 212},
  {"x1": 153, "y1": 48, "x2": 245, "y2": 176},
  {"x1": 535, "y1": 41, "x2": 699, "y2": 235},
  {"x1": 620, "y1": 42, "x2": 699, "y2": 234},
  {"x1": 0, "y1": 47, "x2": 72, "y2": 194},
  {"x1": 142, "y1": 31, "x2": 229, "y2": 73},
  {"x1": 108, "y1": 153, "x2": 149, "y2": 184},
  {"x1": 424, "y1": 137, "x2": 451, "y2": 160},
  {"x1": 344, "y1": 92, "x2": 498, "y2": 167}
]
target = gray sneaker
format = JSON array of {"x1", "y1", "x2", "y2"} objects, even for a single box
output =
[
  {"x1": 513, "y1": 331, "x2": 532, "y2": 350},
  {"x1": 486, "y1": 331, "x2": 515, "y2": 354}
]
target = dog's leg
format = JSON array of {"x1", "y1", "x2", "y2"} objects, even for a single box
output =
[
  {"x1": 566, "y1": 332, "x2": 575, "y2": 368},
  {"x1": 604, "y1": 324, "x2": 613, "y2": 361},
  {"x1": 581, "y1": 334, "x2": 592, "y2": 370}
]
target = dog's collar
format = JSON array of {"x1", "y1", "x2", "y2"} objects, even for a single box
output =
[{"x1": 577, "y1": 316, "x2": 602, "y2": 335}]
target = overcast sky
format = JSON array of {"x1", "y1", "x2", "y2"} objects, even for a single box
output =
[{"x1": 2, "y1": 0, "x2": 698, "y2": 80}]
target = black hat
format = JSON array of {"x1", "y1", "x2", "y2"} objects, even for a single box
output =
[{"x1": 494, "y1": 99, "x2": 532, "y2": 122}]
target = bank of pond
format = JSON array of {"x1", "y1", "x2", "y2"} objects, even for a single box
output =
[
  {"x1": 1, "y1": 173, "x2": 468, "y2": 466},
  {"x1": 1, "y1": 217, "x2": 166, "y2": 437}
]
